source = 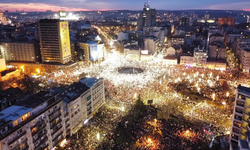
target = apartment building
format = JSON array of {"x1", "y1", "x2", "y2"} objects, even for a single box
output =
[
  {"x1": 0, "y1": 77, "x2": 105, "y2": 150},
  {"x1": 0, "y1": 42, "x2": 40, "y2": 62},
  {"x1": 230, "y1": 85, "x2": 250, "y2": 150}
]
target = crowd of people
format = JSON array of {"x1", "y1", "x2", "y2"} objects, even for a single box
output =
[{"x1": 32, "y1": 50, "x2": 250, "y2": 149}]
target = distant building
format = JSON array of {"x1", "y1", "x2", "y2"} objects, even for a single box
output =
[
  {"x1": 38, "y1": 19, "x2": 71, "y2": 64},
  {"x1": 163, "y1": 56, "x2": 177, "y2": 65},
  {"x1": 144, "y1": 37, "x2": 159, "y2": 54},
  {"x1": 193, "y1": 47, "x2": 208, "y2": 67},
  {"x1": 137, "y1": 3, "x2": 156, "y2": 31},
  {"x1": 229, "y1": 85, "x2": 250, "y2": 150},
  {"x1": 208, "y1": 41, "x2": 227, "y2": 60},
  {"x1": 0, "y1": 77, "x2": 105, "y2": 150},
  {"x1": 217, "y1": 17, "x2": 235, "y2": 26},
  {"x1": 239, "y1": 46, "x2": 250, "y2": 73},
  {"x1": 118, "y1": 31, "x2": 129, "y2": 41},
  {"x1": 180, "y1": 56, "x2": 194, "y2": 66},
  {"x1": 0, "y1": 42, "x2": 41, "y2": 63},
  {"x1": 179, "y1": 17, "x2": 189, "y2": 26},
  {"x1": 0, "y1": 11, "x2": 11, "y2": 25}
]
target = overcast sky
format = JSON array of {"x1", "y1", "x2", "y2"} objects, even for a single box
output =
[{"x1": 0, "y1": 0, "x2": 250, "y2": 12}]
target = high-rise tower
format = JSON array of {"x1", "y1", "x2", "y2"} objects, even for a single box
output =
[
  {"x1": 137, "y1": 2, "x2": 156, "y2": 31},
  {"x1": 38, "y1": 19, "x2": 71, "y2": 64}
]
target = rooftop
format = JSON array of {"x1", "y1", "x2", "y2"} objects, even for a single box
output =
[
  {"x1": 80, "y1": 77, "x2": 103, "y2": 88},
  {"x1": 239, "y1": 139, "x2": 249, "y2": 149},
  {"x1": 238, "y1": 85, "x2": 250, "y2": 96},
  {"x1": 0, "y1": 106, "x2": 32, "y2": 125}
]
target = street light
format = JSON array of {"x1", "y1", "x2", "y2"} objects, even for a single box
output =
[
  {"x1": 97, "y1": 133, "x2": 100, "y2": 140},
  {"x1": 212, "y1": 93, "x2": 215, "y2": 100}
]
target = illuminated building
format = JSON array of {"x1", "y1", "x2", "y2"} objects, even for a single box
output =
[
  {"x1": 137, "y1": 2, "x2": 156, "y2": 31},
  {"x1": 0, "y1": 77, "x2": 105, "y2": 150},
  {"x1": 193, "y1": 47, "x2": 208, "y2": 67},
  {"x1": 77, "y1": 41, "x2": 104, "y2": 65},
  {"x1": 208, "y1": 41, "x2": 226, "y2": 60},
  {"x1": 144, "y1": 37, "x2": 159, "y2": 54},
  {"x1": 180, "y1": 56, "x2": 193, "y2": 66},
  {"x1": 229, "y1": 85, "x2": 250, "y2": 150},
  {"x1": 0, "y1": 11, "x2": 11, "y2": 25},
  {"x1": 0, "y1": 92, "x2": 64, "y2": 150},
  {"x1": 38, "y1": 19, "x2": 71, "y2": 64},
  {"x1": 163, "y1": 56, "x2": 177, "y2": 65},
  {"x1": 0, "y1": 42, "x2": 41, "y2": 63},
  {"x1": 239, "y1": 46, "x2": 250, "y2": 73},
  {"x1": 217, "y1": 17, "x2": 235, "y2": 26}
]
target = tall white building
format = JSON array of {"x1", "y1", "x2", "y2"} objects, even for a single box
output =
[
  {"x1": 230, "y1": 85, "x2": 250, "y2": 150},
  {"x1": 193, "y1": 47, "x2": 208, "y2": 67},
  {"x1": 239, "y1": 46, "x2": 250, "y2": 73},
  {"x1": 144, "y1": 37, "x2": 159, "y2": 54},
  {"x1": 0, "y1": 42, "x2": 40, "y2": 62},
  {"x1": 0, "y1": 77, "x2": 105, "y2": 150}
]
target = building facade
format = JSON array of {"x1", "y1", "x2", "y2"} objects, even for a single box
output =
[
  {"x1": 144, "y1": 37, "x2": 159, "y2": 55},
  {"x1": 0, "y1": 77, "x2": 105, "y2": 150},
  {"x1": 0, "y1": 42, "x2": 41, "y2": 62},
  {"x1": 230, "y1": 85, "x2": 250, "y2": 150},
  {"x1": 193, "y1": 48, "x2": 208, "y2": 67},
  {"x1": 137, "y1": 3, "x2": 156, "y2": 31},
  {"x1": 38, "y1": 19, "x2": 71, "y2": 64}
]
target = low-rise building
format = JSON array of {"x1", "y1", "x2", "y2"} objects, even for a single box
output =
[
  {"x1": 229, "y1": 85, "x2": 250, "y2": 150},
  {"x1": 193, "y1": 47, "x2": 208, "y2": 67},
  {"x1": 0, "y1": 42, "x2": 41, "y2": 63},
  {"x1": 144, "y1": 37, "x2": 159, "y2": 54},
  {"x1": 0, "y1": 77, "x2": 105, "y2": 150},
  {"x1": 180, "y1": 56, "x2": 193, "y2": 66}
]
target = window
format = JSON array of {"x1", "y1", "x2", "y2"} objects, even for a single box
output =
[{"x1": 14, "y1": 120, "x2": 18, "y2": 126}]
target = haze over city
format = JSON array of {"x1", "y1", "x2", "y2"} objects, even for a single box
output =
[{"x1": 1, "y1": 0, "x2": 250, "y2": 12}]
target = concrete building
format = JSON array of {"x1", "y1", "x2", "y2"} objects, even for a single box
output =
[
  {"x1": 118, "y1": 31, "x2": 129, "y2": 41},
  {"x1": 144, "y1": 37, "x2": 159, "y2": 54},
  {"x1": 0, "y1": 11, "x2": 11, "y2": 25},
  {"x1": 163, "y1": 56, "x2": 177, "y2": 65},
  {"x1": 218, "y1": 17, "x2": 235, "y2": 26},
  {"x1": 0, "y1": 92, "x2": 65, "y2": 150},
  {"x1": 0, "y1": 77, "x2": 105, "y2": 150},
  {"x1": 80, "y1": 77, "x2": 105, "y2": 112},
  {"x1": 0, "y1": 42, "x2": 41, "y2": 63},
  {"x1": 166, "y1": 47, "x2": 176, "y2": 56},
  {"x1": 38, "y1": 19, "x2": 71, "y2": 64},
  {"x1": 208, "y1": 41, "x2": 227, "y2": 60},
  {"x1": 193, "y1": 47, "x2": 208, "y2": 67},
  {"x1": 180, "y1": 56, "x2": 194, "y2": 66},
  {"x1": 124, "y1": 45, "x2": 140, "y2": 60},
  {"x1": 239, "y1": 46, "x2": 250, "y2": 73},
  {"x1": 137, "y1": 3, "x2": 156, "y2": 31},
  {"x1": 229, "y1": 85, "x2": 250, "y2": 150}
]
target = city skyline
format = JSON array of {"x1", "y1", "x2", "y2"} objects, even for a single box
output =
[{"x1": 1, "y1": 0, "x2": 250, "y2": 12}]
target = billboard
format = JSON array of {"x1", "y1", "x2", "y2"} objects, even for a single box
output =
[
  {"x1": 97, "y1": 44, "x2": 104, "y2": 58},
  {"x1": 59, "y1": 21, "x2": 71, "y2": 61},
  {"x1": 89, "y1": 44, "x2": 98, "y2": 61},
  {"x1": 59, "y1": 11, "x2": 66, "y2": 17}
]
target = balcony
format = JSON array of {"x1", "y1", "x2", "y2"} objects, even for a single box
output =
[
  {"x1": 52, "y1": 131, "x2": 63, "y2": 142},
  {"x1": 87, "y1": 102, "x2": 91, "y2": 106},
  {"x1": 35, "y1": 143, "x2": 48, "y2": 150},
  {"x1": 8, "y1": 131, "x2": 27, "y2": 145},
  {"x1": 51, "y1": 124, "x2": 62, "y2": 135},
  {"x1": 49, "y1": 112, "x2": 61, "y2": 122},
  {"x1": 87, "y1": 107, "x2": 92, "y2": 111},
  {"x1": 50, "y1": 119, "x2": 62, "y2": 129},
  {"x1": 53, "y1": 134, "x2": 63, "y2": 147},
  {"x1": 35, "y1": 135, "x2": 48, "y2": 149}
]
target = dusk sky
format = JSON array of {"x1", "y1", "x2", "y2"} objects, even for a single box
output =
[{"x1": 1, "y1": 0, "x2": 250, "y2": 12}]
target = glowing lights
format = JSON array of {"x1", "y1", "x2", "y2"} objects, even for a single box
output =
[
  {"x1": 59, "y1": 139, "x2": 67, "y2": 147},
  {"x1": 212, "y1": 93, "x2": 215, "y2": 100},
  {"x1": 148, "y1": 138, "x2": 152, "y2": 143},
  {"x1": 197, "y1": 87, "x2": 200, "y2": 92},
  {"x1": 121, "y1": 106, "x2": 125, "y2": 111},
  {"x1": 97, "y1": 133, "x2": 100, "y2": 140},
  {"x1": 84, "y1": 119, "x2": 89, "y2": 124},
  {"x1": 226, "y1": 92, "x2": 229, "y2": 97},
  {"x1": 36, "y1": 69, "x2": 40, "y2": 74},
  {"x1": 222, "y1": 101, "x2": 226, "y2": 105}
]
